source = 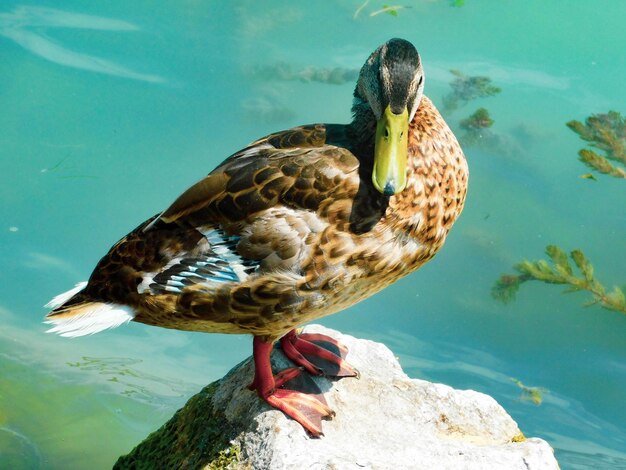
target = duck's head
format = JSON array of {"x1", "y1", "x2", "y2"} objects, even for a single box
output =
[{"x1": 353, "y1": 38, "x2": 424, "y2": 196}]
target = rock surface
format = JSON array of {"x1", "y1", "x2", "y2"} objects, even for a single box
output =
[{"x1": 114, "y1": 325, "x2": 559, "y2": 470}]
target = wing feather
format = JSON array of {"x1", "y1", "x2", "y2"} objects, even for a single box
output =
[
  {"x1": 135, "y1": 124, "x2": 361, "y2": 297},
  {"x1": 153, "y1": 125, "x2": 360, "y2": 228}
]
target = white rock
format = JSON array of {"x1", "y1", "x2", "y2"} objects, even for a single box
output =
[{"x1": 115, "y1": 325, "x2": 559, "y2": 470}]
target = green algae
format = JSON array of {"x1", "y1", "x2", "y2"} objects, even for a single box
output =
[
  {"x1": 207, "y1": 444, "x2": 245, "y2": 470},
  {"x1": 114, "y1": 382, "x2": 243, "y2": 470}
]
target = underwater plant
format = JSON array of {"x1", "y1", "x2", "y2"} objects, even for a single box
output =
[
  {"x1": 66, "y1": 356, "x2": 196, "y2": 402},
  {"x1": 247, "y1": 62, "x2": 358, "y2": 85},
  {"x1": 370, "y1": 4, "x2": 409, "y2": 17},
  {"x1": 492, "y1": 245, "x2": 626, "y2": 315},
  {"x1": 353, "y1": 1, "x2": 410, "y2": 18},
  {"x1": 456, "y1": 107, "x2": 522, "y2": 157},
  {"x1": 40, "y1": 154, "x2": 97, "y2": 180},
  {"x1": 460, "y1": 107, "x2": 494, "y2": 131},
  {"x1": 442, "y1": 70, "x2": 501, "y2": 114},
  {"x1": 566, "y1": 111, "x2": 626, "y2": 179},
  {"x1": 458, "y1": 107, "x2": 495, "y2": 147},
  {"x1": 511, "y1": 379, "x2": 546, "y2": 406}
]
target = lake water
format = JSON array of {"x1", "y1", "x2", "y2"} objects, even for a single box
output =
[{"x1": 1, "y1": 1, "x2": 625, "y2": 468}]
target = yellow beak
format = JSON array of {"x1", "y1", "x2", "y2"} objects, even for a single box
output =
[{"x1": 372, "y1": 105, "x2": 409, "y2": 195}]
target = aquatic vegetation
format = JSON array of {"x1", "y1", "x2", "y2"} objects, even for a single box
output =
[
  {"x1": 566, "y1": 111, "x2": 626, "y2": 179},
  {"x1": 458, "y1": 108, "x2": 496, "y2": 148},
  {"x1": 207, "y1": 444, "x2": 242, "y2": 469},
  {"x1": 511, "y1": 379, "x2": 546, "y2": 406},
  {"x1": 0, "y1": 345, "x2": 158, "y2": 468},
  {"x1": 442, "y1": 70, "x2": 501, "y2": 114},
  {"x1": 40, "y1": 156, "x2": 68, "y2": 174},
  {"x1": 492, "y1": 245, "x2": 626, "y2": 315},
  {"x1": 493, "y1": 114, "x2": 625, "y2": 316},
  {"x1": 353, "y1": 1, "x2": 411, "y2": 19},
  {"x1": 456, "y1": 107, "x2": 523, "y2": 157},
  {"x1": 354, "y1": 0, "x2": 462, "y2": 17},
  {"x1": 460, "y1": 107, "x2": 494, "y2": 131},
  {"x1": 66, "y1": 356, "x2": 194, "y2": 403},
  {"x1": 353, "y1": 0, "x2": 370, "y2": 18},
  {"x1": 247, "y1": 62, "x2": 358, "y2": 85},
  {"x1": 41, "y1": 155, "x2": 97, "y2": 180},
  {"x1": 370, "y1": 4, "x2": 410, "y2": 17}
]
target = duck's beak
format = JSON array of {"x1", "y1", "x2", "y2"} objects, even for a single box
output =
[{"x1": 372, "y1": 105, "x2": 409, "y2": 196}]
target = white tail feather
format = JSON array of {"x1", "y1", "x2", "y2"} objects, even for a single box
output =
[
  {"x1": 45, "y1": 302, "x2": 135, "y2": 337},
  {"x1": 45, "y1": 281, "x2": 88, "y2": 309}
]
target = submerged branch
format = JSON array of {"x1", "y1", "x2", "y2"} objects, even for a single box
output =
[
  {"x1": 578, "y1": 149, "x2": 626, "y2": 178},
  {"x1": 511, "y1": 379, "x2": 546, "y2": 406},
  {"x1": 442, "y1": 70, "x2": 501, "y2": 114},
  {"x1": 566, "y1": 111, "x2": 626, "y2": 179},
  {"x1": 492, "y1": 245, "x2": 626, "y2": 315}
]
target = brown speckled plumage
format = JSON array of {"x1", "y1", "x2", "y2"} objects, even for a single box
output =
[{"x1": 50, "y1": 96, "x2": 467, "y2": 339}]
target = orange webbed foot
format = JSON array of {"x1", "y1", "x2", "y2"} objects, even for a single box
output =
[
  {"x1": 280, "y1": 329, "x2": 359, "y2": 378},
  {"x1": 260, "y1": 369, "x2": 334, "y2": 437},
  {"x1": 251, "y1": 337, "x2": 335, "y2": 437}
]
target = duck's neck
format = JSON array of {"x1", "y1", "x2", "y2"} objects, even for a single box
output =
[{"x1": 347, "y1": 98, "x2": 377, "y2": 157}]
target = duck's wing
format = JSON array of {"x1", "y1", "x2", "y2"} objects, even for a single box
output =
[
  {"x1": 154, "y1": 124, "x2": 359, "y2": 229},
  {"x1": 135, "y1": 125, "x2": 361, "y2": 292},
  {"x1": 46, "y1": 126, "x2": 360, "y2": 324}
]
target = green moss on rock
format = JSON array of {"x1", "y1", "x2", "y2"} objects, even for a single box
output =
[
  {"x1": 114, "y1": 382, "x2": 244, "y2": 470},
  {"x1": 207, "y1": 444, "x2": 245, "y2": 470}
]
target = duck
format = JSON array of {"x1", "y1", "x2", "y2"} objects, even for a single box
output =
[{"x1": 45, "y1": 38, "x2": 468, "y2": 437}]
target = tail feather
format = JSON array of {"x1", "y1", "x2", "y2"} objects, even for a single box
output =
[
  {"x1": 44, "y1": 282, "x2": 135, "y2": 337},
  {"x1": 45, "y1": 281, "x2": 88, "y2": 309}
]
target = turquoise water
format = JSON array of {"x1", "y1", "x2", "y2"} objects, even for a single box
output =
[{"x1": 1, "y1": 0, "x2": 625, "y2": 467}]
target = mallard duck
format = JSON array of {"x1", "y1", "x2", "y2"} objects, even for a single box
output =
[{"x1": 45, "y1": 38, "x2": 468, "y2": 436}]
